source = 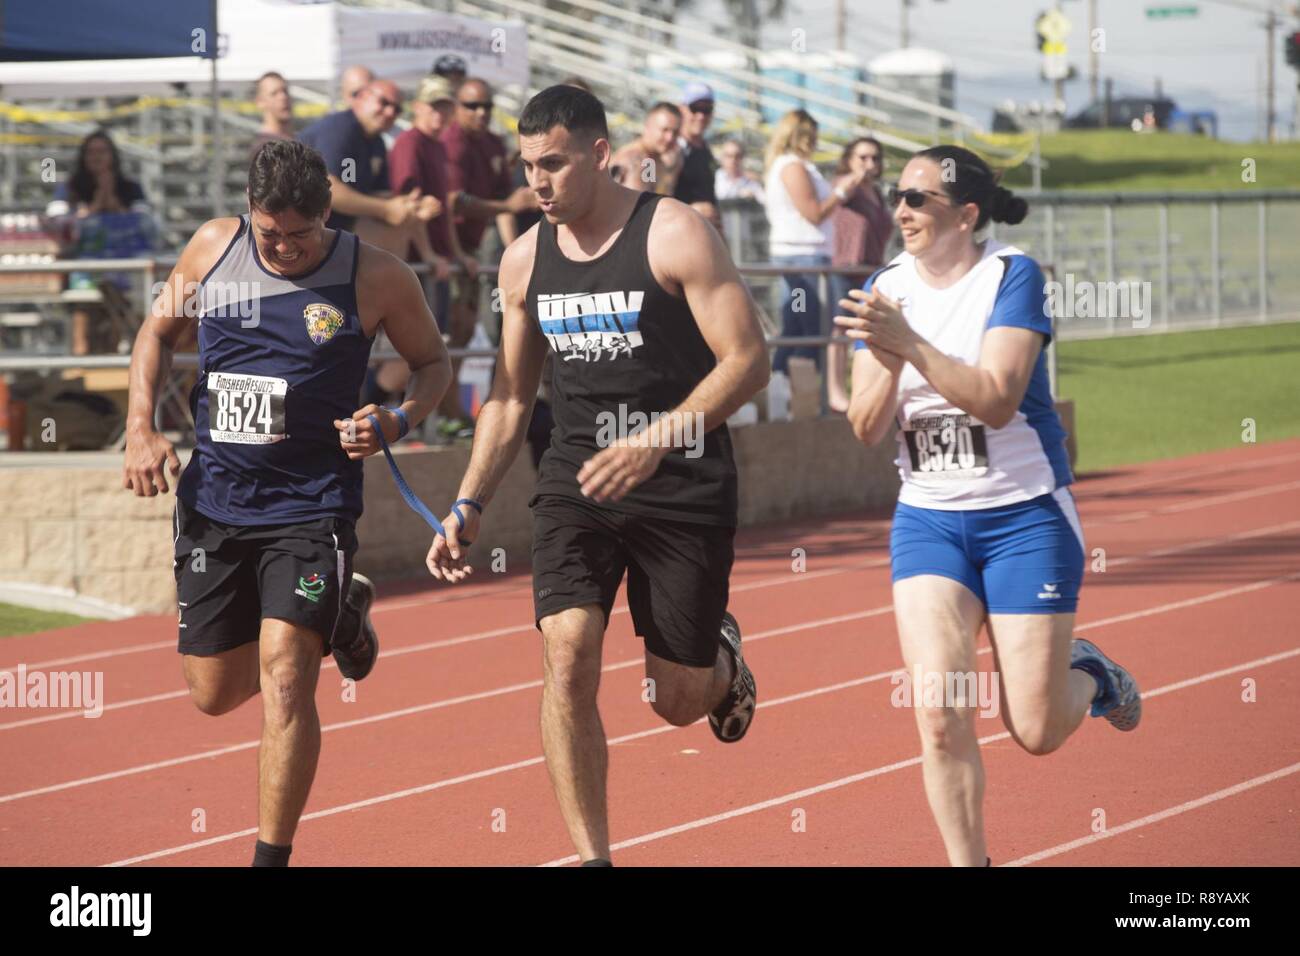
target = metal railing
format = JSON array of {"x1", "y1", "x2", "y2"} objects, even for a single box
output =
[{"x1": 5, "y1": 189, "x2": 1298, "y2": 441}]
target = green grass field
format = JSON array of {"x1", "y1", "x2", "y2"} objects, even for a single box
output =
[
  {"x1": 1057, "y1": 321, "x2": 1300, "y2": 473},
  {"x1": 0, "y1": 603, "x2": 89, "y2": 638},
  {"x1": 995, "y1": 131, "x2": 1300, "y2": 192}
]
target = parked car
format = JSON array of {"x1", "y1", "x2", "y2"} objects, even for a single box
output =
[{"x1": 1066, "y1": 97, "x2": 1176, "y2": 130}]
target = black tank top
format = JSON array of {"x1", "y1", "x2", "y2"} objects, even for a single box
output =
[{"x1": 526, "y1": 192, "x2": 737, "y2": 526}]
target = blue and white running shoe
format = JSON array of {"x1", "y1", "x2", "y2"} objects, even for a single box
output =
[{"x1": 1071, "y1": 638, "x2": 1141, "y2": 731}]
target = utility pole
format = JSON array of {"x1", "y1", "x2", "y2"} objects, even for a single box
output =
[
  {"x1": 901, "y1": 0, "x2": 911, "y2": 48},
  {"x1": 1266, "y1": 6, "x2": 1277, "y2": 142},
  {"x1": 1089, "y1": 0, "x2": 1099, "y2": 103},
  {"x1": 836, "y1": 0, "x2": 846, "y2": 51}
]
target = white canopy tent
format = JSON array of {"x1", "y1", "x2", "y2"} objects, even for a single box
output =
[{"x1": 0, "y1": 0, "x2": 530, "y2": 97}]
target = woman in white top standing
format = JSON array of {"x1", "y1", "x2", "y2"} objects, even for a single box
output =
[
  {"x1": 836, "y1": 145, "x2": 1141, "y2": 866},
  {"x1": 763, "y1": 110, "x2": 864, "y2": 385}
]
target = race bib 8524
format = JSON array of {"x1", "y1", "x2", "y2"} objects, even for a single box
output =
[
  {"x1": 903, "y1": 413, "x2": 988, "y2": 478},
  {"x1": 207, "y1": 372, "x2": 287, "y2": 444}
]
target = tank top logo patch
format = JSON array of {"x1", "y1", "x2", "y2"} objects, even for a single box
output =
[
  {"x1": 304, "y1": 303, "x2": 345, "y2": 345},
  {"x1": 536, "y1": 291, "x2": 644, "y2": 363}
]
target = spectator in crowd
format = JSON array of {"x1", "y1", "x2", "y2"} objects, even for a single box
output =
[
  {"x1": 339, "y1": 64, "x2": 375, "y2": 107},
  {"x1": 430, "y1": 54, "x2": 468, "y2": 92},
  {"x1": 382, "y1": 74, "x2": 483, "y2": 433},
  {"x1": 298, "y1": 79, "x2": 442, "y2": 267},
  {"x1": 45, "y1": 130, "x2": 156, "y2": 355},
  {"x1": 674, "y1": 81, "x2": 721, "y2": 228},
  {"x1": 437, "y1": 76, "x2": 533, "y2": 437},
  {"x1": 763, "y1": 109, "x2": 863, "y2": 380},
  {"x1": 610, "y1": 102, "x2": 683, "y2": 194},
  {"x1": 389, "y1": 75, "x2": 467, "y2": 319},
  {"x1": 827, "y1": 136, "x2": 892, "y2": 412},
  {"x1": 714, "y1": 138, "x2": 765, "y2": 202},
  {"x1": 250, "y1": 71, "x2": 295, "y2": 161}
]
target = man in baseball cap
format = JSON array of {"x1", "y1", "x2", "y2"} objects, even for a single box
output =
[{"x1": 675, "y1": 82, "x2": 721, "y2": 229}]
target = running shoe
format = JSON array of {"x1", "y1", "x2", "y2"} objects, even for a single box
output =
[
  {"x1": 1070, "y1": 638, "x2": 1141, "y2": 731},
  {"x1": 709, "y1": 612, "x2": 757, "y2": 743},
  {"x1": 332, "y1": 573, "x2": 379, "y2": 681}
]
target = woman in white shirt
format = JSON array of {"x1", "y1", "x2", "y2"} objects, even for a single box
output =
[
  {"x1": 763, "y1": 110, "x2": 864, "y2": 378},
  {"x1": 836, "y1": 144, "x2": 1141, "y2": 866}
]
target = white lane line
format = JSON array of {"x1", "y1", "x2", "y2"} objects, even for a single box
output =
[
  {"x1": 1073, "y1": 450, "x2": 1300, "y2": 501},
  {"x1": 7, "y1": 515, "x2": 1291, "y2": 731},
  {"x1": 538, "y1": 644, "x2": 1300, "y2": 867},
  {"x1": 11, "y1": 459, "x2": 1295, "y2": 675},
  {"x1": 97, "y1": 572, "x2": 1300, "y2": 867},
  {"x1": 1093, "y1": 478, "x2": 1300, "y2": 525},
  {"x1": 1002, "y1": 761, "x2": 1300, "y2": 867},
  {"x1": 0, "y1": 607, "x2": 896, "y2": 804}
]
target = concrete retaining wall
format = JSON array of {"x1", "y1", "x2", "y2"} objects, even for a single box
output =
[{"x1": 0, "y1": 420, "x2": 900, "y2": 615}]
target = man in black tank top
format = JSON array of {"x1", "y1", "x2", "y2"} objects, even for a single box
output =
[
  {"x1": 123, "y1": 140, "x2": 451, "y2": 865},
  {"x1": 426, "y1": 86, "x2": 770, "y2": 866}
]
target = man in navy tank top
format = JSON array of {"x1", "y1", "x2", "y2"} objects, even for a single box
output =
[
  {"x1": 425, "y1": 86, "x2": 771, "y2": 866},
  {"x1": 123, "y1": 140, "x2": 451, "y2": 866}
]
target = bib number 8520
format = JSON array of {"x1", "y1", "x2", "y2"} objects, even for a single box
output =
[{"x1": 904, "y1": 416, "x2": 988, "y2": 477}]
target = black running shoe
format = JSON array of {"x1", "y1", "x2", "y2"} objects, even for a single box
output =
[
  {"x1": 332, "y1": 572, "x2": 378, "y2": 681},
  {"x1": 709, "y1": 612, "x2": 756, "y2": 743}
]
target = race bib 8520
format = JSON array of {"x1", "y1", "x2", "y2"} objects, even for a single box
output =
[
  {"x1": 903, "y1": 413, "x2": 988, "y2": 478},
  {"x1": 207, "y1": 372, "x2": 287, "y2": 444}
]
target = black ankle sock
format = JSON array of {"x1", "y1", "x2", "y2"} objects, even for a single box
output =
[
  {"x1": 252, "y1": 840, "x2": 292, "y2": 867},
  {"x1": 581, "y1": 858, "x2": 613, "y2": 867},
  {"x1": 1070, "y1": 658, "x2": 1111, "y2": 708},
  {"x1": 985, "y1": 857, "x2": 991, "y2": 867}
]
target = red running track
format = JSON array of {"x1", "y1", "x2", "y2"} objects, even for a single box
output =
[{"x1": 1, "y1": 439, "x2": 1298, "y2": 867}]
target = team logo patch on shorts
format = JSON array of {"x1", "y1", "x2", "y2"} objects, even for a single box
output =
[
  {"x1": 295, "y1": 572, "x2": 327, "y2": 603},
  {"x1": 304, "y1": 303, "x2": 344, "y2": 345}
]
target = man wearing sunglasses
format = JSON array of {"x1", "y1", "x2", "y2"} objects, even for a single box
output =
[
  {"x1": 299, "y1": 80, "x2": 442, "y2": 268},
  {"x1": 673, "y1": 82, "x2": 721, "y2": 230},
  {"x1": 438, "y1": 77, "x2": 539, "y2": 435}
]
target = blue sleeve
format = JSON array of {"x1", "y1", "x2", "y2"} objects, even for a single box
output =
[
  {"x1": 299, "y1": 115, "x2": 353, "y2": 179},
  {"x1": 987, "y1": 255, "x2": 1052, "y2": 344},
  {"x1": 851, "y1": 264, "x2": 894, "y2": 352}
]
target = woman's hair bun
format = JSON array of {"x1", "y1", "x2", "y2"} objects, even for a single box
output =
[{"x1": 989, "y1": 185, "x2": 1028, "y2": 225}]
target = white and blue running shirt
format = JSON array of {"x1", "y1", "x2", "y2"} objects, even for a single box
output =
[{"x1": 855, "y1": 240, "x2": 1072, "y2": 510}]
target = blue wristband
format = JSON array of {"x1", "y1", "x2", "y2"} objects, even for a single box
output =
[
  {"x1": 387, "y1": 405, "x2": 409, "y2": 441},
  {"x1": 451, "y1": 496, "x2": 484, "y2": 532}
]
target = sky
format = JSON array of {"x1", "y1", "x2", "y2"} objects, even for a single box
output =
[{"x1": 695, "y1": 0, "x2": 1298, "y2": 141}]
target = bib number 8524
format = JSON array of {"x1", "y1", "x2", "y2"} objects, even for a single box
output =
[
  {"x1": 214, "y1": 388, "x2": 273, "y2": 434},
  {"x1": 207, "y1": 372, "x2": 287, "y2": 445}
]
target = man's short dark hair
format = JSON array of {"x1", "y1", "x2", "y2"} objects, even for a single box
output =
[
  {"x1": 518, "y1": 84, "x2": 609, "y2": 142},
  {"x1": 248, "y1": 139, "x2": 331, "y2": 221}
]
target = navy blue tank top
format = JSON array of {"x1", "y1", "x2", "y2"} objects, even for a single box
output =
[{"x1": 177, "y1": 217, "x2": 374, "y2": 526}]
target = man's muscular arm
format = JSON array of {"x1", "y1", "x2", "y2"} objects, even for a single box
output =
[{"x1": 123, "y1": 218, "x2": 237, "y2": 496}]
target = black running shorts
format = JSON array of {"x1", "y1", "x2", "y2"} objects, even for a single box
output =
[
  {"x1": 529, "y1": 493, "x2": 735, "y2": 668},
  {"x1": 172, "y1": 497, "x2": 358, "y2": 656}
]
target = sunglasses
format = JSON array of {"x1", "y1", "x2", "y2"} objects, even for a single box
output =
[
  {"x1": 688, "y1": 101, "x2": 714, "y2": 115},
  {"x1": 375, "y1": 96, "x2": 402, "y2": 111},
  {"x1": 889, "y1": 187, "x2": 955, "y2": 209},
  {"x1": 459, "y1": 100, "x2": 494, "y2": 112}
]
